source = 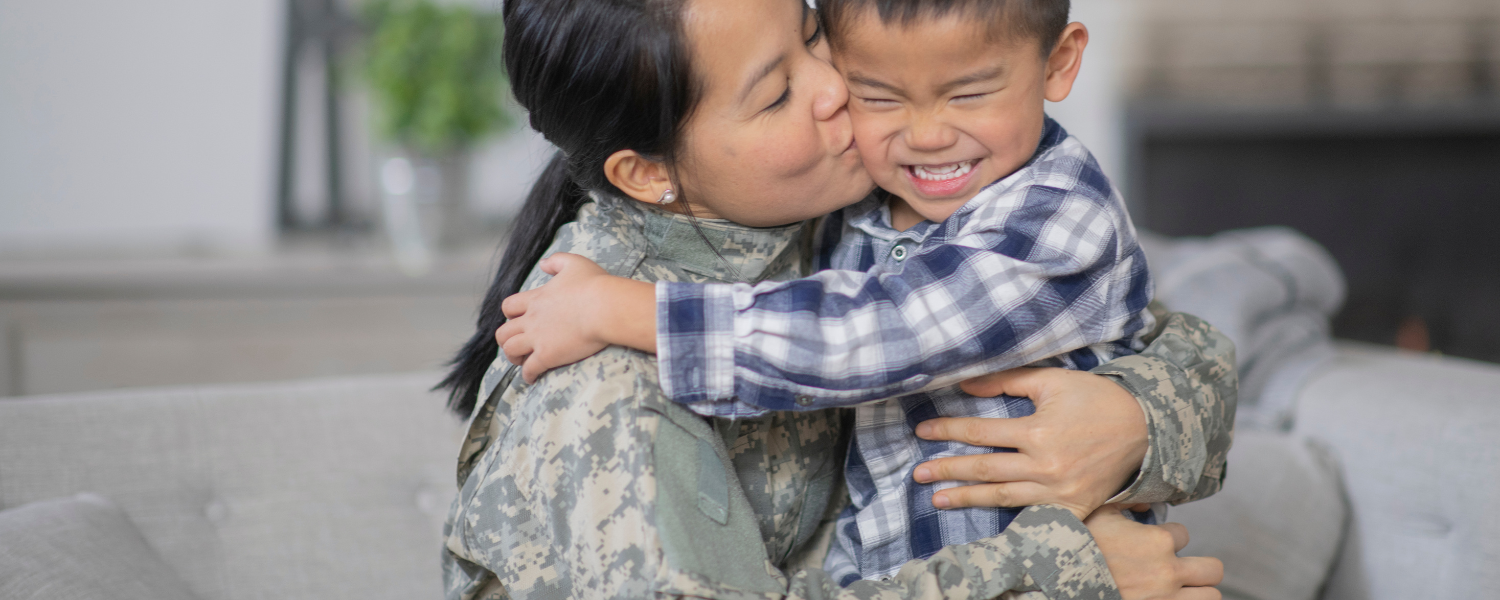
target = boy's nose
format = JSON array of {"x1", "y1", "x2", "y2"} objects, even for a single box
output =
[{"x1": 905, "y1": 113, "x2": 957, "y2": 151}]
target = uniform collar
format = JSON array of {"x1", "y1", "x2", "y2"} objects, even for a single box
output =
[{"x1": 589, "y1": 194, "x2": 807, "y2": 284}]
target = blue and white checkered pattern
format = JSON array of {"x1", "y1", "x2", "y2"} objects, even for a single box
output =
[{"x1": 656, "y1": 117, "x2": 1155, "y2": 416}]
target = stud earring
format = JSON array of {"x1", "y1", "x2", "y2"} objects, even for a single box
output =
[{"x1": 656, "y1": 189, "x2": 676, "y2": 205}]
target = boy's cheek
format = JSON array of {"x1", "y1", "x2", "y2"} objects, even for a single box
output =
[
  {"x1": 850, "y1": 135, "x2": 900, "y2": 190},
  {"x1": 848, "y1": 112, "x2": 903, "y2": 177}
]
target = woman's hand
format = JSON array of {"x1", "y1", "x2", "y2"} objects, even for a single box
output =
[
  {"x1": 497, "y1": 253, "x2": 656, "y2": 383},
  {"x1": 1086, "y1": 507, "x2": 1224, "y2": 600},
  {"x1": 911, "y1": 367, "x2": 1149, "y2": 520}
]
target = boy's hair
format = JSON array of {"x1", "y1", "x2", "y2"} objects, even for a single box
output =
[{"x1": 820, "y1": 0, "x2": 1070, "y2": 56}]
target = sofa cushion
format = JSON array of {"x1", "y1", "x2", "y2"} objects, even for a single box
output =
[
  {"x1": 1171, "y1": 430, "x2": 1347, "y2": 600},
  {"x1": 0, "y1": 493, "x2": 199, "y2": 600},
  {"x1": 1294, "y1": 344, "x2": 1500, "y2": 600},
  {"x1": 0, "y1": 372, "x2": 464, "y2": 600}
]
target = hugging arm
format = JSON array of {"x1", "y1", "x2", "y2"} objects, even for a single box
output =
[
  {"x1": 502, "y1": 261, "x2": 1237, "y2": 514},
  {"x1": 912, "y1": 304, "x2": 1238, "y2": 518},
  {"x1": 655, "y1": 202, "x2": 1151, "y2": 415},
  {"x1": 499, "y1": 194, "x2": 1150, "y2": 413},
  {"x1": 679, "y1": 505, "x2": 1121, "y2": 600},
  {"x1": 444, "y1": 376, "x2": 1210, "y2": 600},
  {"x1": 1090, "y1": 309, "x2": 1237, "y2": 505}
]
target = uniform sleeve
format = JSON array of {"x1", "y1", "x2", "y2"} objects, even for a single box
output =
[
  {"x1": 1092, "y1": 306, "x2": 1238, "y2": 505},
  {"x1": 659, "y1": 505, "x2": 1121, "y2": 600},
  {"x1": 656, "y1": 192, "x2": 1153, "y2": 416}
]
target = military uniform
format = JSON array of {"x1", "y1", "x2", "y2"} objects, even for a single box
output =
[{"x1": 441, "y1": 196, "x2": 1236, "y2": 600}]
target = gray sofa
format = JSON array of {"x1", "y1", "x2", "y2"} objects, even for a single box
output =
[
  {"x1": 1172, "y1": 344, "x2": 1500, "y2": 600},
  {"x1": 2, "y1": 346, "x2": 1497, "y2": 599},
  {"x1": 0, "y1": 373, "x2": 463, "y2": 600}
]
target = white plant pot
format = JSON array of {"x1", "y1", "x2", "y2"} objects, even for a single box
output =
[{"x1": 378, "y1": 150, "x2": 473, "y2": 274}]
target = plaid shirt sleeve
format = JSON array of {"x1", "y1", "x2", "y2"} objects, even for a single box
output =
[{"x1": 656, "y1": 171, "x2": 1154, "y2": 417}]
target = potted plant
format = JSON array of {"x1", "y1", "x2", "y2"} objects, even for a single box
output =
[{"x1": 361, "y1": 0, "x2": 511, "y2": 271}]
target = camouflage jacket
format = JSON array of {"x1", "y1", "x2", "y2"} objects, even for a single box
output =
[{"x1": 441, "y1": 197, "x2": 1237, "y2": 600}]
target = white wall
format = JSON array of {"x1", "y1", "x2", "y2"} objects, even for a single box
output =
[
  {"x1": 1045, "y1": 0, "x2": 1135, "y2": 189},
  {"x1": 0, "y1": 0, "x2": 281, "y2": 256}
]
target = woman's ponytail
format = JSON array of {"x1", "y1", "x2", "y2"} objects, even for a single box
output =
[
  {"x1": 438, "y1": 0, "x2": 701, "y2": 416},
  {"x1": 437, "y1": 151, "x2": 587, "y2": 415}
]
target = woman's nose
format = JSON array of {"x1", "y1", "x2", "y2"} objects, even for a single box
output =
[{"x1": 810, "y1": 57, "x2": 848, "y2": 123}]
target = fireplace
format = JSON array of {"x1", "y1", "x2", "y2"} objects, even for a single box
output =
[{"x1": 1127, "y1": 105, "x2": 1500, "y2": 362}]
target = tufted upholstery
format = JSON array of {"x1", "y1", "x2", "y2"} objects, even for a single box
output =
[
  {"x1": 1143, "y1": 342, "x2": 1500, "y2": 600},
  {"x1": 1294, "y1": 345, "x2": 1500, "y2": 600},
  {"x1": 0, "y1": 372, "x2": 464, "y2": 600}
]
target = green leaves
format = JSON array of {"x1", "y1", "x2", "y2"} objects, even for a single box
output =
[{"x1": 362, "y1": 0, "x2": 511, "y2": 153}]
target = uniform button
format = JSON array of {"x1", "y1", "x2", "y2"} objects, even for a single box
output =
[
  {"x1": 796, "y1": 394, "x2": 815, "y2": 406},
  {"x1": 891, "y1": 245, "x2": 908, "y2": 261}
]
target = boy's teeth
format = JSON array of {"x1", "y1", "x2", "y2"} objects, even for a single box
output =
[{"x1": 911, "y1": 160, "x2": 975, "y2": 181}]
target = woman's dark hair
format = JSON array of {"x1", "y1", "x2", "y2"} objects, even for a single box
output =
[{"x1": 437, "y1": 0, "x2": 703, "y2": 415}]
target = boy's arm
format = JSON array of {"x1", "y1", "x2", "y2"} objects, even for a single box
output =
[
  {"x1": 658, "y1": 197, "x2": 1152, "y2": 413},
  {"x1": 1092, "y1": 306, "x2": 1238, "y2": 505}
]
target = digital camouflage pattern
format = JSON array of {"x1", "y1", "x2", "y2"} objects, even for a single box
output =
[
  {"x1": 442, "y1": 196, "x2": 1236, "y2": 600},
  {"x1": 1094, "y1": 303, "x2": 1238, "y2": 506}
]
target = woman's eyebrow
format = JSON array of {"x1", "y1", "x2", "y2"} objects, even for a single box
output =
[{"x1": 738, "y1": 54, "x2": 786, "y2": 104}]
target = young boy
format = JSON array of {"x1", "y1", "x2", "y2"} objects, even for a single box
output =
[{"x1": 503, "y1": 0, "x2": 1158, "y2": 585}]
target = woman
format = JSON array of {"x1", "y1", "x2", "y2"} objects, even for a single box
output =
[{"x1": 438, "y1": 0, "x2": 1232, "y2": 597}]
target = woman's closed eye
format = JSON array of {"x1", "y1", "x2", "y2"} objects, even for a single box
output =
[{"x1": 764, "y1": 82, "x2": 792, "y2": 112}]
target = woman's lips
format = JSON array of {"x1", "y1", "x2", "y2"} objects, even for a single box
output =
[{"x1": 905, "y1": 159, "x2": 977, "y2": 198}]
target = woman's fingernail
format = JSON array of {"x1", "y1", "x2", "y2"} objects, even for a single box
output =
[
  {"x1": 915, "y1": 423, "x2": 933, "y2": 438},
  {"x1": 933, "y1": 494, "x2": 951, "y2": 509},
  {"x1": 913, "y1": 467, "x2": 932, "y2": 482}
]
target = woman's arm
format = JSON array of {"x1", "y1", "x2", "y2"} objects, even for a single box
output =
[
  {"x1": 907, "y1": 307, "x2": 1237, "y2": 518},
  {"x1": 671, "y1": 504, "x2": 1220, "y2": 600}
]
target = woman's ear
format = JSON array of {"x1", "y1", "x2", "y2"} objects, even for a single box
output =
[
  {"x1": 1043, "y1": 22, "x2": 1089, "y2": 103},
  {"x1": 604, "y1": 149, "x2": 674, "y2": 206}
]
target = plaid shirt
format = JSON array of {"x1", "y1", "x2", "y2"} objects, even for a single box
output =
[{"x1": 656, "y1": 117, "x2": 1157, "y2": 582}]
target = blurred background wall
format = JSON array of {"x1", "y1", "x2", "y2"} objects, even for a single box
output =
[
  {"x1": 1115, "y1": 0, "x2": 1500, "y2": 363},
  {"x1": 0, "y1": 0, "x2": 281, "y2": 256},
  {"x1": 0, "y1": 0, "x2": 1496, "y2": 397}
]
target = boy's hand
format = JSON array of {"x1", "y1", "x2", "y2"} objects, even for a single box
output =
[
  {"x1": 910, "y1": 367, "x2": 1149, "y2": 520},
  {"x1": 1085, "y1": 506, "x2": 1223, "y2": 600},
  {"x1": 496, "y1": 253, "x2": 655, "y2": 383}
]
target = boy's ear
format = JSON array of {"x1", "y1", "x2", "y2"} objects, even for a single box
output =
[
  {"x1": 1043, "y1": 22, "x2": 1089, "y2": 103},
  {"x1": 604, "y1": 149, "x2": 674, "y2": 206}
]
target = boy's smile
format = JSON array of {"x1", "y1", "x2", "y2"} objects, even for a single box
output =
[
  {"x1": 908, "y1": 159, "x2": 978, "y2": 197},
  {"x1": 832, "y1": 10, "x2": 1086, "y2": 229}
]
